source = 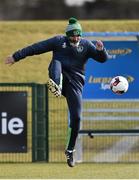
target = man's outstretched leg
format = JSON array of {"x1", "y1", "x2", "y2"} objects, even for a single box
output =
[{"x1": 47, "y1": 60, "x2": 63, "y2": 97}]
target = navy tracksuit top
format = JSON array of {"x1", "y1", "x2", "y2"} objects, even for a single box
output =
[
  {"x1": 13, "y1": 35, "x2": 108, "y2": 75},
  {"x1": 13, "y1": 35, "x2": 108, "y2": 91}
]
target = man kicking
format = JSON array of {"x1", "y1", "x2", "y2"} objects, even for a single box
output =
[{"x1": 5, "y1": 17, "x2": 109, "y2": 167}]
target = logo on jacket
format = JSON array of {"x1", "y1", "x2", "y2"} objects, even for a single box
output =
[
  {"x1": 62, "y1": 42, "x2": 67, "y2": 48},
  {"x1": 77, "y1": 46, "x2": 84, "y2": 52}
]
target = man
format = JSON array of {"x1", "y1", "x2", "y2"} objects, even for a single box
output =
[{"x1": 5, "y1": 17, "x2": 109, "y2": 167}]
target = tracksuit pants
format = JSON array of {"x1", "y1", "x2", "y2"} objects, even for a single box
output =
[{"x1": 48, "y1": 60, "x2": 83, "y2": 151}]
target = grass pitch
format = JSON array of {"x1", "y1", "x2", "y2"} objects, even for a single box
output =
[
  {"x1": 0, "y1": 20, "x2": 139, "y2": 83},
  {"x1": 0, "y1": 162, "x2": 139, "y2": 179}
]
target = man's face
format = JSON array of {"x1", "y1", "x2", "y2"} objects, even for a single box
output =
[{"x1": 69, "y1": 35, "x2": 81, "y2": 45}]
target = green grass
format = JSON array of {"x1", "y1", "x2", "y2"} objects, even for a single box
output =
[
  {"x1": 0, "y1": 162, "x2": 139, "y2": 179},
  {"x1": 0, "y1": 20, "x2": 139, "y2": 83}
]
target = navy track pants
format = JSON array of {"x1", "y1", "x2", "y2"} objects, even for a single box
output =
[{"x1": 48, "y1": 60, "x2": 83, "y2": 150}]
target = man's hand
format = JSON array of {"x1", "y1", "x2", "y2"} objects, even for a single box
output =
[
  {"x1": 5, "y1": 55, "x2": 15, "y2": 65},
  {"x1": 96, "y1": 40, "x2": 104, "y2": 51}
]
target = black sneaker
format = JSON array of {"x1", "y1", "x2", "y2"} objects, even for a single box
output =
[
  {"x1": 47, "y1": 79, "x2": 61, "y2": 97},
  {"x1": 65, "y1": 150, "x2": 75, "y2": 167}
]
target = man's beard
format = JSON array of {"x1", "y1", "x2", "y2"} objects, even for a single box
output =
[{"x1": 70, "y1": 40, "x2": 80, "y2": 47}]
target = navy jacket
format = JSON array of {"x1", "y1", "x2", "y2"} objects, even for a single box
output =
[
  {"x1": 13, "y1": 35, "x2": 108, "y2": 69},
  {"x1": 13, "y1": 35, "x2": 109, "y2": 86}
]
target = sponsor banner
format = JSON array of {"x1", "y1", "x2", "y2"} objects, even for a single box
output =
[
  {"x1": 83, "y1": 40, "x2": 139, "y2": 99},
  {"x1": 0, "y1": 92, "x2": 27, "y2": 152}
]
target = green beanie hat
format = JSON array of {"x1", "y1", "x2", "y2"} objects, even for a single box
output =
[{"x1": 65, "y1": 17, "x2": 82, "y2": 37}]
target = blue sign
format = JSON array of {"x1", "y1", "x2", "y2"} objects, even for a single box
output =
[{"x1": 83, "y1": 40, "x2": 139, "y2": 99}]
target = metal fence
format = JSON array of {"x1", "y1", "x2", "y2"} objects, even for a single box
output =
[
  {"x1": 0, "y1": 83, "x2": 139, "y2": 163},
  {"x1": 0, "y1": 83, "x2": 48, "y2": 162},
  {"x1": 76, "y1": 99, "x2": 139, "y2": 163},
  {"x1": 48, "y1": 92, "x2": 68, "y2": 162},
  {"x1": 49, "y1": 97, "x2": 139, "y2": 163}
]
